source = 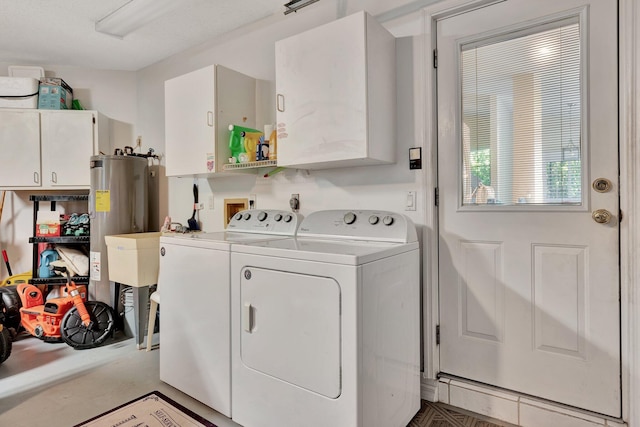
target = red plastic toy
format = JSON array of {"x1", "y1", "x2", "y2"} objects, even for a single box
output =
[{"x1": 17, "y1": 267, "x2": 115, "y2": 349}]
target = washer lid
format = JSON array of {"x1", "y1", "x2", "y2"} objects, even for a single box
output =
[
  {"x1": 231, "y1": 237, "x2": 418, "y2": 265},
  {"x1": 160, "y1": 231, "x2": 291, "y2": 250}
]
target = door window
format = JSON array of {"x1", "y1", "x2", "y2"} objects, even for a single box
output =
[{"x1": 461, "y1": 19, "x2": 582, "y2": 207}]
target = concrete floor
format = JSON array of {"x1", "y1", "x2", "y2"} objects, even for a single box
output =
[
  {"x1": 0, "y1": 332, "x2": 238, "y2": 427},
  {"x1": 0, "y1": 331, "x2": 500, "y2": 427}
]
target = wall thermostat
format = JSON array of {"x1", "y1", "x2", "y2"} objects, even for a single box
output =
[{"x1": 409, "y1": 147, "x2": 422, "y2": 170}]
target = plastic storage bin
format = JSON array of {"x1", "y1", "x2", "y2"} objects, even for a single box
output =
[{"x1": 0, "y1": 77, "x2": 39, "y2": 108}]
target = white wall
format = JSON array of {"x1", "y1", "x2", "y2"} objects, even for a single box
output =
[
  {"x1": 135, "y1": 0, "x2": 430, "y2": 233},
  {"x1": 0, "y1": 64, "x2": 137, "y2": 276},
  {"x1": 0, "y1": 0, "x2": 433, "y2": 372}
]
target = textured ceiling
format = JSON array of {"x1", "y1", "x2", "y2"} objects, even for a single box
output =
[{"x1": 0, "y1": 0, "x2": 287, "y2": 71}]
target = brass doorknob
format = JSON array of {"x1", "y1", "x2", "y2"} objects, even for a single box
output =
[{"x1": 592, "y1": 209, "x2": 612, "y2": 224}]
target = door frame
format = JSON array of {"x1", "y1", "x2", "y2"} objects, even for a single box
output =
[{"x1": 418, "y1": 0, "x2": 640, "y2": 424}]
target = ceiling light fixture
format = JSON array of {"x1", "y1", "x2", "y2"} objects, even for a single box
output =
[
  {"x1": 284, "y1": 0, "x2": 320, "y2": 15},
  {"x1": 95, "y1": 0, "x2": 186, "y2": 38}
]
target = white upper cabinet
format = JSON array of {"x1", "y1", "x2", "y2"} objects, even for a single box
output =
[
  {"x1": 0, "y1": 110, "x2": 40, "y2": 187},
  {"x1": 164, "y1": 65, "x2": 257, "y2": 177},
  {"x1": 275, "y1": 11, "x2": 397, "y2": 170},
  {"x1": 0, "y1": 109, "x2": 110, "y2": 189},
  {"x1": 41, "y1": 111, "x2": 104, "y2": 188}
]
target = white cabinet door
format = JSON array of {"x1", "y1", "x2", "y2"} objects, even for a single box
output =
[
  {"x1": 0, "y1": 110, "x2": 105, "y2": 189},
  {"x1": 275, "y1": 11, "x2": 396, "y2": 169},
  {"x1": 164, "y1": 65, "x2": 256, "y2": 177},
  {"x1": 0, "y1": 110, "x2": 41, "y2": 187},
  {"x1": 165, "y1": 66, "x2": 216, "y2": 177},
  {"x1": 41, "y1": 111, "x2": 95, "y2": 187}
]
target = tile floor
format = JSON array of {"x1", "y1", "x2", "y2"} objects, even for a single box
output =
[{"x1": 0, "y1": 332, "x2": 501, "y2": 427}]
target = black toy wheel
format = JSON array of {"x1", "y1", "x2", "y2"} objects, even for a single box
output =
[
  {"x1": 0, "y1": 327, "x2": 12, "y2": 364},
  {"x1": 61, "y1": 301, "x2": 115, "y2": 349},
  {"x1": 0, "y1": 286, "x2": 22, "y2": 331}
]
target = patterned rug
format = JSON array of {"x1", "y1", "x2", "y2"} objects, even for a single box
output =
[
  {"x1": 408, "y1": 401, "x2": 507, "y2": 427},
  {"x1": 75, "y1": 393, "x2": 502, "y2": 427},
  {"x1": 74, "y1": 391, "x2": 217, "y2": 427}
]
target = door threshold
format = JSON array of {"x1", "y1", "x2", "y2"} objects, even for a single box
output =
[{"x1": 437, "y1": 373, "x2": 624, "y2": 426}]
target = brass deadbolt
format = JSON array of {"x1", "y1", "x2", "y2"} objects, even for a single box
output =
[{"x1": 592, "y1": 178, "x2": 612, "y2": 193}]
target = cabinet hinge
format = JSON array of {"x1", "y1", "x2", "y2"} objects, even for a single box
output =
[
  {"x1": 433, "y1": 49, "x2": 438, "y2": 69},
  {"x1": 435, "y1": 187, "x2": 439, "y2": 207},
  {"x1": 436, "y1": 324, "x2": 441, "y2": 345}
]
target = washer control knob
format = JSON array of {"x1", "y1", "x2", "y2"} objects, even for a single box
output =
[
  {"x1": 344, "y1": 212, "x2": 357, "y2": 225},
  {"x1": 258, "y1": 211, "x2": 268, "y2": 221},
  {"x1": 284, "y1": 214, "x2": 293, "y2": 223},
  {"x1": 369, "y1": 215, "x2": 379, "y2": 225},
  {"x1": 243, "y1": 213, "x2": 252, "y2": 220},
  {"x1": 234, "y1": 213, "x2": 243, "y2": 221},
  {"x1": 274, "y1": 213, "x2": 283, "y2": 222},
  {"x1": 382, "y1": 215, "x2": 394, "y2": 226}
]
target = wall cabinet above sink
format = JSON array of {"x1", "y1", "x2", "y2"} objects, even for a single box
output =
[{"x1": 164, "y1": 65, "x2": 258, "y2": 177}]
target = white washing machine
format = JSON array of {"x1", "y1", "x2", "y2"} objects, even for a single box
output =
[
  {"x1": 158, "y1": 209, "x2": 302, "y2": 418},
  {"x1": 230, "y1": 210, "x2": 421, "y2": 427}
]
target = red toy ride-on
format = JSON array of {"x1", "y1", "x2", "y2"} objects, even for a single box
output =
[{"x1": 17, "y1": 266, "x2": 115, "y2": 349}]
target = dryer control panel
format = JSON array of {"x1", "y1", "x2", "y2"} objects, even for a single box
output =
[
  {"x1": 297, "y1": 210, "x2": 417, "y2": 243},
  {"x1": 226, "y1": 209, "x2": 303, "y2": 235}
]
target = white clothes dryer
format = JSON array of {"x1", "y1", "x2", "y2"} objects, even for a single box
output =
[
  {"x1": 158, "y1": 209, "x2": 302, "y2": 417},
  {"x1": 230, "y1": 210, "x2": 421, "y2": 427}
]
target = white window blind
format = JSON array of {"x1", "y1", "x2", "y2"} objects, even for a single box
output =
[{"x1": 461, "y1": 19, "x2": 581, "y2": 206}]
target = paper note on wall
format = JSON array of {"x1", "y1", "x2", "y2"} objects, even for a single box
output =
[
  {"x1": 90, "y1": 251, "x2": 101, "y2": 281},
  {"x1": 207, "y1": 153, "x2": 214, "y2": 172},
  {"x1": 95, "y1": 190, "x2": 111, "y2": 212}
]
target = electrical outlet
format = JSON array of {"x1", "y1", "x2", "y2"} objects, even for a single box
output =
[
  {"x1": 194, "y1": 203, "x2": 205, "y2": 210},
  {"x1": 249, "y1": 194, "x2": 257, "y2": 209},
  {"x1": 208, "y1": 195, "x2": 214, "y2": 210},
  {"x1": 289, "y1": 194, "x2": 300, "y2": 212}
]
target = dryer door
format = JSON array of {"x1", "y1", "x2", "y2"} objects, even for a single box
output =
[{"x1": 240, "y1": 267, "x2": 341, "y2": 398}]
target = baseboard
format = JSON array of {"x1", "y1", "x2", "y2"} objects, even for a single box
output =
[
  {"x1": 421, "y1": 376, "x2": 438, "y2": 402},
  {"x1": 436, "y1": 376, "x2": 627, "y2": 427}
]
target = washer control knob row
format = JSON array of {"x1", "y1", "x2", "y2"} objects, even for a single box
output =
[
  {"x1": 234, "y1": 213, "x2": 243, "y2": 221},
  {"x1": 369, "y1": 215, "x2": 379, "y2": 225},
  {"x1": 344, "y1": 212, "x2": 357, "y2": 225},
  {"x1": 284, "y1": 214, "x2": 293, "y2": 223},
  {"x1": 243, "y1": 213, "x2": 252, "y2": 220},
  {"x1": 383, "y1": 215, "x2": 394, "y2": 226},
  {"x1": 258, "y1": 211, "x2": 268, "y2": 222}
]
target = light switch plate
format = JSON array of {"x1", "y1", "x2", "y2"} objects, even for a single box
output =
[{"x1": 406, "y1": 191, "x2": 417, "y2": 211}]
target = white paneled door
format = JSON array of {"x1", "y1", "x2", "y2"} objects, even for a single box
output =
[{"x1": 437, "y1": 0, "x2": 620, "y2": 417}]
